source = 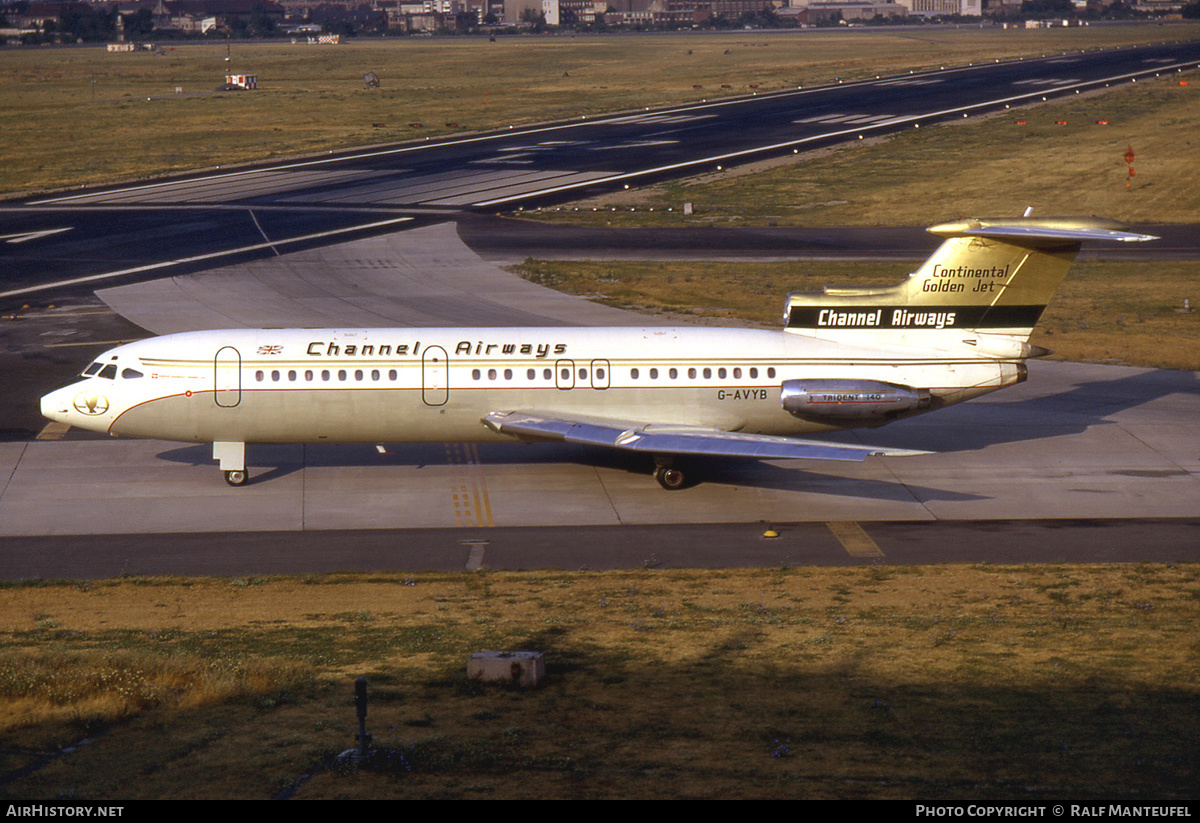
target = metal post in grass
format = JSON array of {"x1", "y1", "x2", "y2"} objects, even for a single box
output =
[{"x1": 355, "y1": 676, "x2": 372, "y2": 758}]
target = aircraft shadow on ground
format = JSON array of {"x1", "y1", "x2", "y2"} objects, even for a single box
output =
[
  {"x1": 155, "y1": 441, "x2": 983, "y2": 503},
  {"x1": 836, "y1": 367, "x2": 1200, "y2": 453},
  {"x1": 153, "y1": 367, "x2": 1196, "y2": 499}
]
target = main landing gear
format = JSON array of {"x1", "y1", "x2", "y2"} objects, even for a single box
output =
[{"x1": 653, "y1": 457, "x2": 690, "y2": 491}]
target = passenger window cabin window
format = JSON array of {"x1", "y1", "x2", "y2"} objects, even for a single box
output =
[
  {"x1": 703, "y1": 368, "x2": 711, "y2": 379},
  {"x1": 733, "y1": 368, "x2": 741, "y2": 379},
  {"x1": 305, "y1": 370, "x2": 314, "y2": 381},
  {"x1": 718, "y1": 368, "x2": 726, "y2": 379},
  {"x1": 322, "y1": 370, "x2": 331, "y2": 381},
  {"x1": 688, "y1": 368, "x2": 697, "y2": 379},
  {"x1": 669, "y1": 368, "x2": 677, "y2": 379},
  {"x1": 354, "y1": 370, "x2": 363, "y2": 381},
  {"x1": 596, "y1": 368, "x2": 605, "y2": 380},
  {"x1": 650, "y1": 368, "x2": 658, "y2": 379},
  {"x1": 488, "y1": 369, "x2": 497, "y2": 380},
  {"x1": 631, "y1": 368, "x2": 639, "y2": 380},
  {"x1": 288, "y1": 370, "x2": 297, "y2": 382},
  {"x1": 371, "y1": 369, "x2": 380, "y2": 381},
  {"x1": 271, "y1": 370, "x2": 281, "y2": 382},
  {"x1": 504, "y1": 369, "x2": 512, "y2": 380},
  {"x1": 527, "y1": 368, "x2": 536, "y2": 380},
  {"x1": 768, "y1": 367, "x2": 776, "y2": 378},
  {"x1": 472, "y1": 369, "x2": 481, "y2": 380},
  {"x1": 749, "y1": 367, "x2": 758, "y2": 379},
  {"x1": 543, "y1": 368, "x2": 552, "y2": 380},
  {"x1": 338, "y1": 370, "x2": 347, "y2": 381},
  {"x1": 256, "y1": 370, "x2": 265, "y2": 382},
  {"x1": 389, "y1": 369, "x2": 397, "y2": 380}
]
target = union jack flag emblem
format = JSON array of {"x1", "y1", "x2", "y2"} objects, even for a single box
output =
[{"x1": 257, "y1": 345, "x2": 283, "y2": 355}]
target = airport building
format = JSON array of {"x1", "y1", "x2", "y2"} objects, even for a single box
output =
[
  {"x1": 782, "y1": 0, "x2": 911, "y2": 22},
  {"x1": 147, "y1": 0, "x2": 286, "y2": 34},
  {"x1": 892, "y1": 0, "x2": 983, "y2": 15}
]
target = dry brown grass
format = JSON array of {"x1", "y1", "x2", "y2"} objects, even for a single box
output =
[{"x1": 1, "y1": 565, "x2": 1197, "y2": 799}]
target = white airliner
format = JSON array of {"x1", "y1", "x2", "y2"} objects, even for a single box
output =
[{"x1": 41, "y1": 216, "x2": 1155, "y2": 489}]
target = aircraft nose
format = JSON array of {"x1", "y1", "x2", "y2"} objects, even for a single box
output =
[{"x1": 40, "y1": 385, "x2": 74, "y2": 423}]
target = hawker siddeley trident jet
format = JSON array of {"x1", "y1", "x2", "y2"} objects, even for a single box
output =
[{"x1": 42, "y1": 216, "x2": 1155, "y2": 489}]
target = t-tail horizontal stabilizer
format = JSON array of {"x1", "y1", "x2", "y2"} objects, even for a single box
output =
[{"x1": 784, "y1": 216, "x2": 1157, "y2": 342}]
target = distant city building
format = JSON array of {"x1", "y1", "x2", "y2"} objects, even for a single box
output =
[
  {"x1": 793, "y1": 0, "x2": 910, "y2": 22},
  {"x1": 558, "y1": 0, "x2": 598, "y2": 23},
  {"x1": 982, "y1": 0, "x2": 1023, "y2": 16},
  {"x1": 892, "y1": 0, "x2": 980, "y2": 14},
  {"x1": 603, "y1": 0, "x2": 787, "y2": 25},
  {"x1": 1, "y1": 0, "x2": 89, "y2": 39},
  {"x1": 1129, "y1": 0, "x2": 1189, "y2": 11},
  {"x1": 148, "y1": 0, "x2": 285, "y2": 33},
  {"x1": 501, "y1": 0, "x2": 558, "y2": 23}
]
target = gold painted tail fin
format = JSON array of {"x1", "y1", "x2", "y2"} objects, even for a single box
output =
[{"x1": 785, "y1": 216, "x2": 1156, "y2": 348}]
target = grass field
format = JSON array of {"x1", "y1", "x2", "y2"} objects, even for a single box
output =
[
  {"x1": 1, "y1": 564, "x2": 1197, "y2": 799},
  {"x1": 2, "y1": 25, "x2": 1199, "y2": 195}
]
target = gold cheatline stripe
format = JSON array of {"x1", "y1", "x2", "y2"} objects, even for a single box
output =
[{"x1": 826, "y1": 521, "x2": 883, "y2": 558}]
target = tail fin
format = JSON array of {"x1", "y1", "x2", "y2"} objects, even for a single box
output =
[{"x1": 784, "y1": 216, "x2": 1156, "y2": 353}]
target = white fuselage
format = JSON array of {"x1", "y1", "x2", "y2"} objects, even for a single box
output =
[{"x1": 41, "y1": 326, "x2": 1022, "y2": 445}]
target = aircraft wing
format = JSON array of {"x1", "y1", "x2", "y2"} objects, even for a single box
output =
[{"x1": 481, "y1": 411, "x2": 928, "y2": 462}]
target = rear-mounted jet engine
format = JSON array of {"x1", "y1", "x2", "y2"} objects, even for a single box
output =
[{"x1": 780, "y1": 379, "x2": 930, "y2": 425}]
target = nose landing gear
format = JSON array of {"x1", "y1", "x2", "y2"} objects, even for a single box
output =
[{"x1": 214, "y1": 441, "x2": 249, "y2": 487}]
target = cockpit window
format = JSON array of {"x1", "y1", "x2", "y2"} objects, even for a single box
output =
[
  {"x1": 98, "y1": 364, "x2": 118, "y2": 379},
  {"x1": 121, "y1": 368, "x2": 144, "y2": 379},
  {"x1": 83, "y1": 362, "x2": 102, "y2": 376}
]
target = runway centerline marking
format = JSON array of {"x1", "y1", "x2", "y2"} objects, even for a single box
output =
[{"x1": 1, "y1": 227, "x2": 73, "y2": 244}]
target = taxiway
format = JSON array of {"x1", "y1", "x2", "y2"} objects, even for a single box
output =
[{"x1": 1, "y1": 222, "x2": 1196, "y2": 578}]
